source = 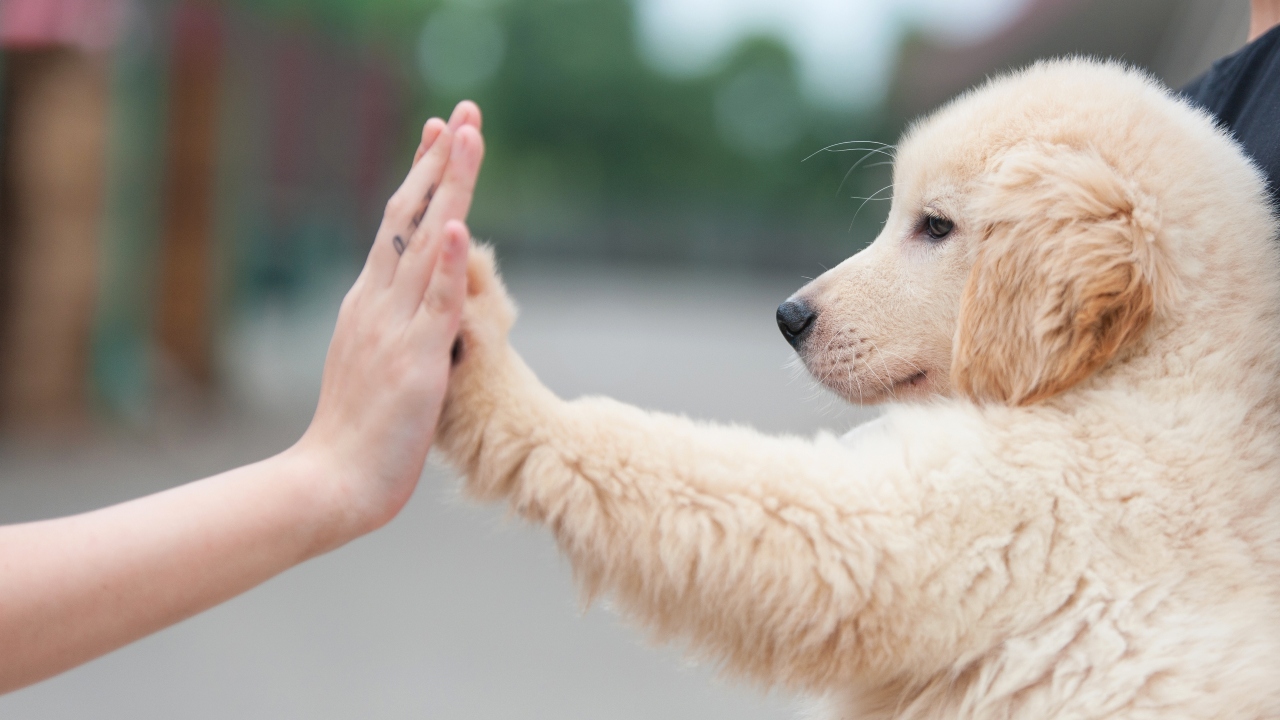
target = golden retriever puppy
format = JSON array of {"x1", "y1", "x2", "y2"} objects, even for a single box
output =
[{"x1": 436, "y1": 58, "x2": 1280, "y2": 718}]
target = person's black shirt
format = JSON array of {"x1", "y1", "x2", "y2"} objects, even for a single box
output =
[{"x1": 1181, "y1": 23, "x2": 1280, "y2": 211}]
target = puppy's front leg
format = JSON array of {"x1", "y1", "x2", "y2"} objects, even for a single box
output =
[{"x1": 437, "y1": 246, "x2": 1055, "y2": 693}]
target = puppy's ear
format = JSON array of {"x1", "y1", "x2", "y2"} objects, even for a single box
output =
[{"x1": 951, "y1": 144, "x2": 1160, "y2": 405}]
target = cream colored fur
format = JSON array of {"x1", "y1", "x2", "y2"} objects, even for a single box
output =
[{"x1": 436, "y1": 59, "x2": 1280, "y2": 718}]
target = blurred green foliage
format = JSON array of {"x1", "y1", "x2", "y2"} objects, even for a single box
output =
[
  {"x1": 229, "y1": 0, "x2": 898, "y2": 270},
  {"x1": 228, "y1": 0, "x2": 429, "y2": 43},
  {"x1": 74, "y1": 0, "x2": 903, "y2": 418}
]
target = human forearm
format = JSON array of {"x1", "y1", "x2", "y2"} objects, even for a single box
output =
[{"x1": 0, "y1": 448, "x2": 351, "y2": 693}]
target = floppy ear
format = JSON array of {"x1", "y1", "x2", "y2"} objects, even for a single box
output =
[{"x1": 951, "y1": 144, "x2": 1160, "y2": 405}]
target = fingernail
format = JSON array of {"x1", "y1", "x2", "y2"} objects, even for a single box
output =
[
  {"x1": 451, "y1": 100, "x2": 474, "y2": 124},
  {"x1": 446, "y1": 222, "x2": 466, "y2": 248},
  {"x1": 451, "y1": 128, "x2": 475, "y2": 159},
  {"x1": 419, "y1": 119, "x2": 444, "y2": 151}
]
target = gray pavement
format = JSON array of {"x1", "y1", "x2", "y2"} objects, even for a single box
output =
[{"x1": 0, "y1": 264, "x2": 876, "y2": 719}]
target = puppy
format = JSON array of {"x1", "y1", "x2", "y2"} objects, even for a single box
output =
[{"x1": 436, "y1": 59, "x2": 1280, "y2": 718}]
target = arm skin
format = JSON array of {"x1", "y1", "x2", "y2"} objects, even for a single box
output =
[
  {"x1": 0, "y1": 101, "x2": 485, "y2": 695},
  {"x1": 436, "y1": 248, "x2": 1078, "y2": 694}
]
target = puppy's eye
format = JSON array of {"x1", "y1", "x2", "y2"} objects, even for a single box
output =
[{"x1": 924, "y1": 214, "x2": 954, "y2": 240}]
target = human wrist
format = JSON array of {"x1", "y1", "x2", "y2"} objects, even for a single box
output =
[{"x1": 272, "y1": 441, "x2": 372, "y2": 557}]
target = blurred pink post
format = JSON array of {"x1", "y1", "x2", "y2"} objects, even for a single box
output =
[
  {"x1": 154, "y1": 2, "x2": 224, "y2": 391},
  {"x1": 0, "y1": 0, "x2": 127, "y2": 51}
]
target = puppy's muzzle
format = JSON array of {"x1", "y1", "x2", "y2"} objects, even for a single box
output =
[{"x1": 776, "y1": 299, "x2": 818, "y2": 349}]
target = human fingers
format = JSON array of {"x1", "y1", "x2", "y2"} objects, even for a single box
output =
[
  {"x1": 367, "y1": 120, "x2": 453, "y2": 289},
  {"x1": 413, "y1": 220, "x2": 469, "y2": 354},
  {"x1": 391, "y1": 125, "x2": 484, "y2": 311},
  {"x1": 447, "y1": 100, "x2": 482, "y2": 132},
  {"x1": 412, "y1": 102, "x2": 478, "y2": 165},
  {"x1": 412, "y1": 119, "x2": 446, "y2": 166}
]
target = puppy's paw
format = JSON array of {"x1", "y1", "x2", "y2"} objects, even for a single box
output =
[
  {"x1": 439, "y1": 243, "x2": 559, "y2": 500},
  {"x1": 452, "y1": 241, "x2": 517, "y2": 369},
  {"x1": 438, "y1": 242, "x2": 525, "y2": 460}
]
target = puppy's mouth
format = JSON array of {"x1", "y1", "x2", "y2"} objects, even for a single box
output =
[
  {"x1": 834, "y1": 368, "x2": 932, "y2": 405},
  {"x1": 893, "y1": 370, "x2": 928, "y2": 390},
  {"x1": 798, "y1": 341, "x2": 936, "y2": 404}
]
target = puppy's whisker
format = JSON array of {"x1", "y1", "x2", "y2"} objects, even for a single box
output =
[
  {"x1": 850, "y1": 183, "x2": 895, "y2": 231},
  {"x1": 871, "y1": 341, "x2": 927, "y2": 378},
  {"x1": 856, "y1": 342, "x2": 897, "y2": 398},
  {"x1": 811, "y1": 338, "x2": 865, "y2": 403},
  {"x1": 866, "y1": 362, "x2": 895, "y2": 396},
  {"x1": 852, "y1": 363, "x2": 871, "y2": 403},
  {"x1": 829, "y1": 147, "x2": 897, "y2": 158},
  {"x1": 785, "y1": 349, "x2": 839, "y2": 406},
  {"x1": 836, "y1": 148, "x2": 897, "y2": 196},
  {"x1": 853, "y1": 183, "x2": 895, "y2": 205},
  {"x1": 865, "y1": 339, "x2": 929, "y2": 402},
  {"x1": 818, "y1": 335, "x2": 846, "y2": 388},
  {"x1": 805, "y1": 338, "x2": 842, "y2": 396},
  {"x1": 801, "y1": 140, "x2": 895, "y2": 163}
]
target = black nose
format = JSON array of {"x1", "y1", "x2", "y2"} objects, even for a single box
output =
[{"x1": 776, "y1": 299, "x2": 818, "y2": 348}]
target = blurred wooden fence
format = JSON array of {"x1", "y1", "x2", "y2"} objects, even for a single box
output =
[{"x1": 0, "y1": 0, "x2": 406, "y2": 430}]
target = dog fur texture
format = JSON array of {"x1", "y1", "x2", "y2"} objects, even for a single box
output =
[{"x1": 435, "y1": 59, "x2": 1280, "y2": 719}]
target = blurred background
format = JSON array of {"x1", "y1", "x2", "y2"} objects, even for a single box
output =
[{"x1": 0, "y1": 0, "x2": 1253, "y2": 717}]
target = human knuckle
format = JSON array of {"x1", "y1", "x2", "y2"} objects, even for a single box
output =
[
  {"x1": 380, "y1": 349, "x2": 412, "y2": 379},
  {"x1": 339, "y1": 288, "x2": 361, "y2": 314},
  {"x1": 384, "y1": 194, "x2": 410, "y2": 218},
  {"x1": 423, "y1": 289, "x2": 452, "y2": 316}
]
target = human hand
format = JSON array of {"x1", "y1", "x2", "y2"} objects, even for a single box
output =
[
  {"x1": 293, "y1": 101, "x2": 486, "y2": 535},
  {"x1": 0, "y1": 103, "x2": 486, "y2": 691}
]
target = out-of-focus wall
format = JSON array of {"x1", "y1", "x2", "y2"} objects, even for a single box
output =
[{"x1": 887, "y1": 0, "x2": 1249, "y2": 120}]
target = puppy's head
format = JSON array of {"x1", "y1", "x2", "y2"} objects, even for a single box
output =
[{"x1": 786, "y1": 60, "x2": 1168, "y2": 406}]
